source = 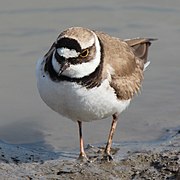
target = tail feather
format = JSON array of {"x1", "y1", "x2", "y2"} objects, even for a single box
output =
[{"x1": 125, "y1": 38, "x2": 157, "y2": 65}]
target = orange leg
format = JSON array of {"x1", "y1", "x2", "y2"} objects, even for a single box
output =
[
  {"x1": 104, "y1": 113, "x2": 118, "y2": 161},
  {"x1": 77, "y1": 121, "x2": 87, "y2": 159}
]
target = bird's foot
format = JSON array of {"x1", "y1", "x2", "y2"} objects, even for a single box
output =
[
  {"x1": 77, "y1": 152, "x2": 89, "y2": 162},
  {"x1": 102, "y1": 152, "x2": 113, "y2": 162}
]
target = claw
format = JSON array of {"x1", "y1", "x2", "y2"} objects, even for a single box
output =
[{"x1": 102, "y1": 153, "x2": 113, "y2": 162}]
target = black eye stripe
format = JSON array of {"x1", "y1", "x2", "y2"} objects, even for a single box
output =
[
  {"x1": 54, "y1": 50, "x2": 77, "y2": 64},
  {"x1": 56, "y1": 37, "x2": 81, "y2": 52},
  {"x1": 54, "y1": 42, "x2": 96, "y2": 65}
]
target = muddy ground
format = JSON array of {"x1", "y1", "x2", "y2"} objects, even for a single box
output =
[{"x1": 0, "y1": 128, "x2": 179, "y2": 180}]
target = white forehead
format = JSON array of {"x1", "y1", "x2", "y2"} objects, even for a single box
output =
[{"x1": 57, "y1": 48, "x2": 79, "y2": 59}]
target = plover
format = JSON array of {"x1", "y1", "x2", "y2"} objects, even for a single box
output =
[{"x1": 36, "y1": 27, "x2": 156, "y2": 161}]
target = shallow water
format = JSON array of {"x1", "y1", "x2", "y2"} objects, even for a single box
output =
[{"x1": 0, "y1": 0, "x2": 180, "y2": 151}]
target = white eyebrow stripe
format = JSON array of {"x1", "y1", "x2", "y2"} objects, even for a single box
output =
[
  {"x1": 80, "y1": 37, "x2": 94, "y2": 49},
  {"x1": 57, "y1": 47, "x2": 79, "y2": 59}
]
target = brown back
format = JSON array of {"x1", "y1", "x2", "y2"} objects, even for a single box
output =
[{"x1": 96, "y1": 32, "x2": 155, "y2": 100}]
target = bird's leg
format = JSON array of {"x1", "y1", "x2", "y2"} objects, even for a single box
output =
[
  {"x1": 77, "y1": 121, "x2": 87, "y2": 160},
  {"x1": 103, "y1": 113, "x2": 118, "y2": 161}
]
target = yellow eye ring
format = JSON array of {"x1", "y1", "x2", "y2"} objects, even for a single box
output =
[{"x1": 80, "y1": 49, "x2": 89, "y2": 58}]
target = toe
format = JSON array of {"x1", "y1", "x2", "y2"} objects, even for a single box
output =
[
  {"x1": 102, "y1": 153, "x2": 113, "y2": 162},
  {"x1": 77, "y1": 152, "x2": 89, "y2": 162}
]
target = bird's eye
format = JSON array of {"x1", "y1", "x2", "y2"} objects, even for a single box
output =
[{"x1": 80, "y1": 49, "x2": 89, "y2": 58}]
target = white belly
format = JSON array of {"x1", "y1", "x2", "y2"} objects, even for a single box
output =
[{"x1": 36, "y1": 59, "x2": 130, "y2": 122}]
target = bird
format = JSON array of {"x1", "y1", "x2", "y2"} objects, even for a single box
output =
[{"x1": 36, "y1": 27, "x2": 156, "y2": 161}]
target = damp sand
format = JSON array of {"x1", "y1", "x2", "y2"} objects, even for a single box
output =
[{"x1": 0, "y1": 127, "x2": 179, "y2": 180}]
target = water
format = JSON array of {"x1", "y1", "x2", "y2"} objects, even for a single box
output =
[{"x1": 0, "y1": 0, "x2": 179, "y2": 151}]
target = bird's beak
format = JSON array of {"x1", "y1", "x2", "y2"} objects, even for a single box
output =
[{"x1": 58, "y1": 60, "x2": 70, "y2": 76}]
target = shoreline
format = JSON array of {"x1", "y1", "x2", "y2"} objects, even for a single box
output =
[{"x1": 0, "y1": 128, "x2": 179, "y2": 179}]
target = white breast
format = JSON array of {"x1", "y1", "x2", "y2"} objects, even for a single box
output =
[{"x1": 36, "y1": 58, "x2": 130, "y2": 122}]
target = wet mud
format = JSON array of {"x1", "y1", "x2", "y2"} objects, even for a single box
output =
[{"x1": 0, "y1": 128, "x2": 179, "y2": 179}]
